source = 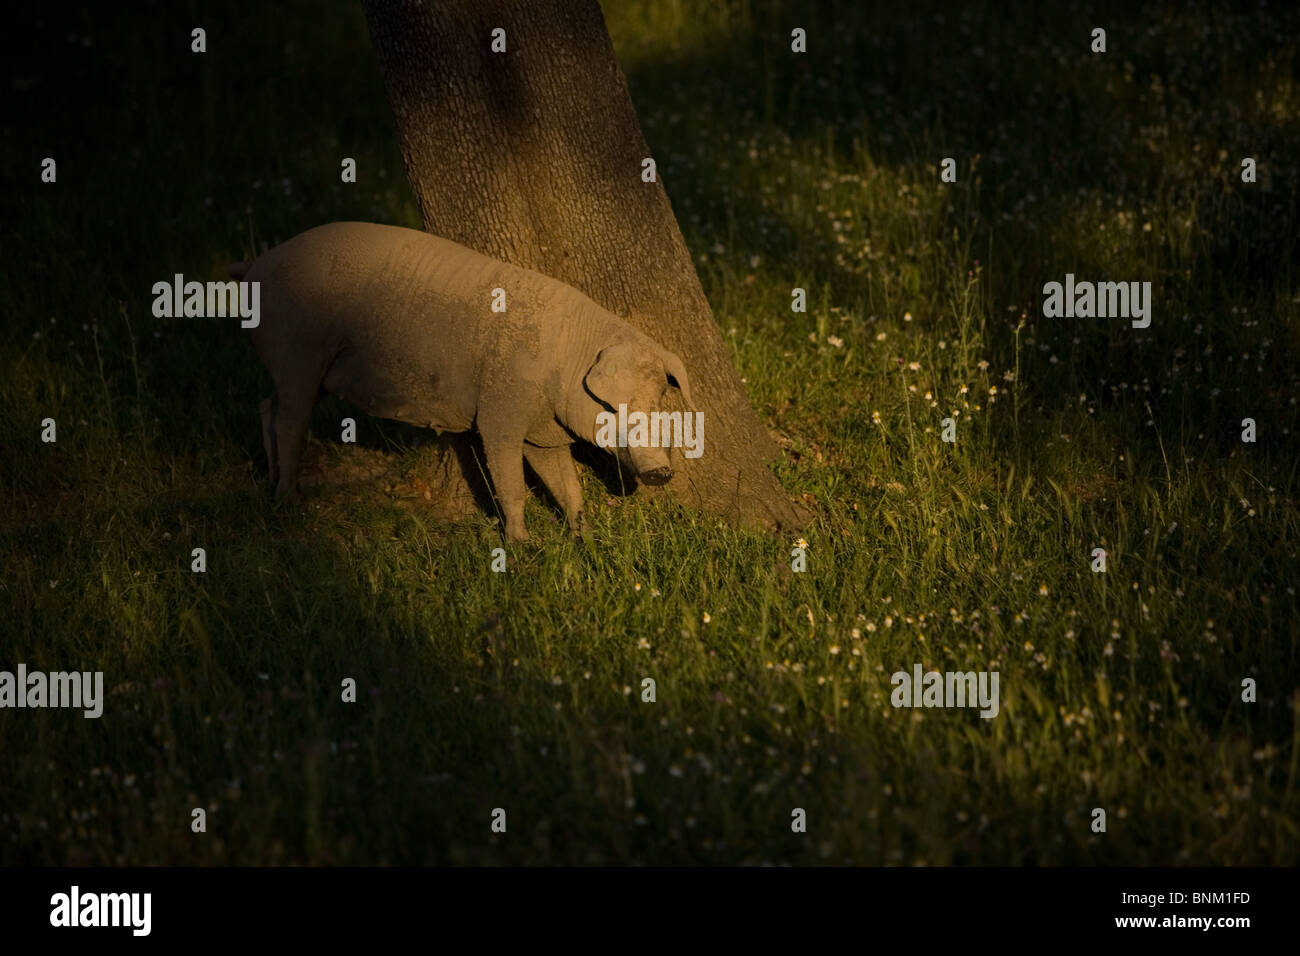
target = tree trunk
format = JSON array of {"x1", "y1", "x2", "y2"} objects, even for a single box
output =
[{"x1": 360, "y1": 0, "x2": 807, "y2": 531}]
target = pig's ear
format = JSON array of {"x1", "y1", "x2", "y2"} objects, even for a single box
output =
[
  {"x1": 584, "y1": 346, "x2": 640, "y2": 408},
  {"x1": 656, "y1": 347, "x2": 694, "y2": 408}
]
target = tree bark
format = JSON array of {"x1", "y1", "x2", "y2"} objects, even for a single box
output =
[{"x1": 360, "y1": 0, "x2": 807, "y2": 531}]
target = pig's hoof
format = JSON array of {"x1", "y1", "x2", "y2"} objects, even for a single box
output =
[{"x1": 638, "y1": 466, "x2": 673, "y2": 486}]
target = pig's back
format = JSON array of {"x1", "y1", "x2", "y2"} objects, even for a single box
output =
[
  {"x1": 244, "y1": 222, "x2": 591, "y2": 432},
  {"x1": 248, "y1": 222, "x2": 583, "y2": 346}
]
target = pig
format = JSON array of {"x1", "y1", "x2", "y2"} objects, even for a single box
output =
[{"x1": 232, "y1": 221, "x2": 695, "y2": 542}]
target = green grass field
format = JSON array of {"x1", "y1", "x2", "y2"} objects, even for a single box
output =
[{"x1": 2, "y1": 0, "x2": 1298, "y2": 864}]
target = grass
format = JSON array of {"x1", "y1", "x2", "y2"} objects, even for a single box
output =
[{"x1": 1, "y1": 0, "x2": 1298, "y2": 864}]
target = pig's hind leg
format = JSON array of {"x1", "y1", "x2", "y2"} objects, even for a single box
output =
[
  {"x1": 259, "y1": 397, "x2": 278, "y2": 487},
  {"x1": 268, "y1": 363, "x2": 327, "y2": 502}
]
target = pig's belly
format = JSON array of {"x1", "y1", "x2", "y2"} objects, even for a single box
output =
[{"x1": 323, "y1": 344, "x2": 474, "y2": 433}]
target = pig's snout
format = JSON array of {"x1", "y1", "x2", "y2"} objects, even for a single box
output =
[
  {"x1": 638, "y1": 466, "x2": 673, "y2": 485},
  {"x1": 627, "y1": 443, "x2": 672, "y2": 483}
]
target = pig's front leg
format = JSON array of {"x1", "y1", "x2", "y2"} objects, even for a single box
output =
[
  {"x1": 524, "y1": 443, "x2": 589, "y2": 540},
  {"x1": 483, "y1": 435, "x2": 531, "y2": 542}
]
